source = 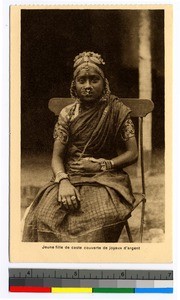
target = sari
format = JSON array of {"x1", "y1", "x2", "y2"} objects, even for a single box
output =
[{"x1": 22, "y1": 95, "x2": 135, "y2": 242}]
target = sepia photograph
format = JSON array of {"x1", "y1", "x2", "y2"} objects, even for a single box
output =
[{"x1": 10, "y1": 5, "x2": 172, "y2": 262}]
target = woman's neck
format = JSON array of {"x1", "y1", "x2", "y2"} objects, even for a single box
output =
[{"x1": 79, "y1": 100, "x2": 99, "y2": 111}]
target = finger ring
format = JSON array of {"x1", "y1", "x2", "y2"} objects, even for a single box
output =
[{"x1": 71, "y1": 196, "x2": 76, "y2": 200}]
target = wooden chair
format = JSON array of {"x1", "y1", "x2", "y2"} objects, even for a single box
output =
[{"x1": 49, "y1": 97, "x2": 154, "y2": 242}]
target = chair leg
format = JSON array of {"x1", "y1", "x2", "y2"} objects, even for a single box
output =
[
  {"x1": 125, "y1": 221, "x2": 133, "y2": 243},
  {"x1": 140, "y1": 198, "x2": 146, "y2": 242}
]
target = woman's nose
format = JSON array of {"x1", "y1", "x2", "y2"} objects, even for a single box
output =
[{"x1": 84, "y1": 80, "x2": 91, "y2": 88}]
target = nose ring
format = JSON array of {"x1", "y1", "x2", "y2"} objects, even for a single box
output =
[{"x1": 85, "y1": 88, "x2": 91, "y2": 95}]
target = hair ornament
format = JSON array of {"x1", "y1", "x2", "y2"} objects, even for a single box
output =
[{"x1": 73, "y1": 51, "x2": 105, "y2": 68}]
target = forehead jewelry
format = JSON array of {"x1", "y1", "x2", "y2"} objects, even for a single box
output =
[{"x1": 83, "y1": 55, "x2": 90, "y2": 72}]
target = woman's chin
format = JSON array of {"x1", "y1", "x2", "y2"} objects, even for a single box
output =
[{"x1": 80, "y1": 95, "x2": 98, "y2": 103}]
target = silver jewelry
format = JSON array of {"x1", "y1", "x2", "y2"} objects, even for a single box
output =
[
  {"x1": 71, "y1": 196, "x2": 76, "y2": 201},
  {"x1": 54, "y1": 172, "x2": 69, "y2": 183},
  {"x1": 99, "y1": 159, "x2": 114, "y2": 171},
  {"x1": 55, "y1": 170, "x2": 65, "y2": 176},
  {"x1": 110, "y1": 160, "x2": 115, "y2": 168}
]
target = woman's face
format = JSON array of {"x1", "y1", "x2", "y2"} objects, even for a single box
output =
[{"x1": 75, "y1": 68, "x2": 104, "y2": 103}]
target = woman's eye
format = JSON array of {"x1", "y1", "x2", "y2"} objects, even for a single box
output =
[
  {"x1": 78, "y1": 79, "x2": 85, "y2": 84},
  {"x1": 91, "y1": 78, "x2": 99, "y2": 83}
]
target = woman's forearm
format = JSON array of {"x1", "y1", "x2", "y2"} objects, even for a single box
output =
[
  {"x1": 51, "y1": 140, "x2": 66, "y2": 175},
  {"x1": 111, "y1": 149, "x2": 138, "y2": 169},
  {"x1": 112, "y1": 137, "x2": 138, "y2": 169},
  {"x1": 51, "y1": 155, "x2": 65, "y2": 175}
]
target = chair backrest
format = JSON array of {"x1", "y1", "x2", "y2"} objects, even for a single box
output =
[{"x1": 48, "y1": 97, "x2": 154, "y2": 117}]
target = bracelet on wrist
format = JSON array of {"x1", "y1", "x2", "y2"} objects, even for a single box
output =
[
  {"x1": 110, "y1": 160, "x2": 115, "y2": 168},
  {"x1": 83, "y1": 157, "x2": 115, "y2": 171},
  {"x1": 99, "y1": 159, "x2": 114, "y2": 171},
  {"x1": 55, "y1": 170, "x2": 65, "y2": 176},
  {"x1": 54, "y1": 172, "x2": 69, "y2": 183}
]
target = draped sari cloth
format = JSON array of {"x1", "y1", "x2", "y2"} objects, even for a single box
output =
[{"x1": 22, "y1": 95, "x2": 135, "y2": 242}]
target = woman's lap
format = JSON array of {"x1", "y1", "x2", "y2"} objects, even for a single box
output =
[{"x1": 23, "y1": 183, "x2": 130, "y2": 242}]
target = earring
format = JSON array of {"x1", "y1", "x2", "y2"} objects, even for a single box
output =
[
  {"x1": 101, "y1": 78, "x2": 111, "y2": 101},
  {"x1": 70, "y1": 80, "x2": 77, "y2": 99}
]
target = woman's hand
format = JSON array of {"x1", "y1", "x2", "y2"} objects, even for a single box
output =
[
  {"x1": 70, "y1": 158, "x2": 100, "y2": 173},
  {"x1": 58, "y1": 179, "x2": 80, "y2": 210}
]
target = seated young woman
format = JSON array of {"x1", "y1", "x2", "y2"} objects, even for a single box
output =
[{"x1": 22, "y1": 51, "x2": 138, "y2": 243}]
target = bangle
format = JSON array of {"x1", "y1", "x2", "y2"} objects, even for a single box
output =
[
  {"x1": 54, "y1": 172, "x2": 69, "y2": 183},
  {"x1": 55, "y1": 170, "x2": 65, "y2": 176},
  {"x1": 105, "y1": 160, "x2": 112, "y2": 170},
  {"x1": 99, "y1": 159, "x2": 115, "y2": 171},
  {"x1": 110, "y1": 160, "x2": 115, "y2": 168}
]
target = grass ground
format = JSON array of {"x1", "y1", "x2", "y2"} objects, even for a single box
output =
[{"x1": 21, "y1": 149, "x2": 165, "y2": 243}]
